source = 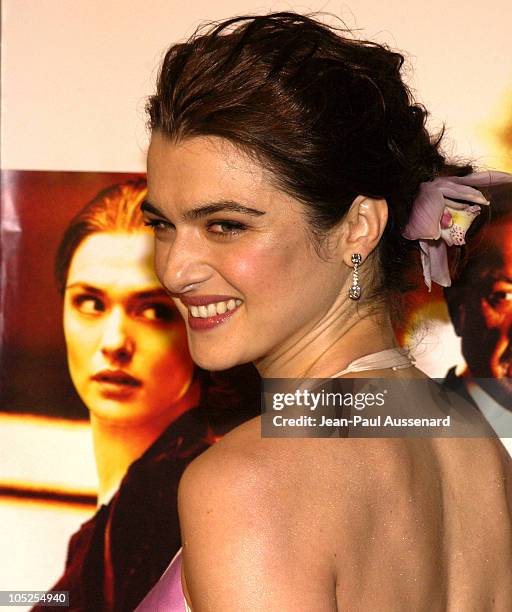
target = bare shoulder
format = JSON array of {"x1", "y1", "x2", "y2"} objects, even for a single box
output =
[
  {"x1": 178, "y1": 416, "x2": 304, "y2": 524},
  {"x1": 178, "y1": 418, "x2": 511, "y2": 609},
  {"x1": 178, "y1": 416, "x2": 428, "y2": 532},
  {"x1": 178, "y1": 418, "x2": 341, "y2": 609}
]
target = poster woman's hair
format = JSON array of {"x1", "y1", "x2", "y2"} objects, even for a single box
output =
[{"x1": 55, "y1": 178, "x2": 147, "y2": 293}]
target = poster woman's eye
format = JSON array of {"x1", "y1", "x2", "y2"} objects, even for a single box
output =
[
  {"x1": 73, "y1": 295, "x2": 105, "y2": 315},
  {"x1": 138, "y1": 302, "x2": 178, "y2": 323}
]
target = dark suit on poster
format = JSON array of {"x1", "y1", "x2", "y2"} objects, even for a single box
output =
[
  {"x1": 442, "y1": 367, "x2": 478, "y2": 408},
  {"x1": 443, "y1": 367, "x2": 512, "y2": 456}
]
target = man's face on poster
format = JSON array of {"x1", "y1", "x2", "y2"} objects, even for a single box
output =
[{"x1": 453, "y1": 216, "x2": 512, "y2": 404}]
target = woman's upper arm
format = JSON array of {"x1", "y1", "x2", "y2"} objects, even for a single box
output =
[{"x1": 177, "y1": 447, "x2": 338, "y2": 611}]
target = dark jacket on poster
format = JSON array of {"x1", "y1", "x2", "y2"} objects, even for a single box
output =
[
  {"x1": 32, "y1": 406, "x2": 210, "y2": 612},
  {"x1": 30, "y1": 365, "x2": 261, "y2": 612}
]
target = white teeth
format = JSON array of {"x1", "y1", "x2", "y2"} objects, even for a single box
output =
[{"x1": 188, "y1": 299, "x2": 243, "y2": 317}]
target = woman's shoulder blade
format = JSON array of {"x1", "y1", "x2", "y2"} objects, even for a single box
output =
[{"x1": 178, "y1": 418, "x2": 433, "y2": 525}]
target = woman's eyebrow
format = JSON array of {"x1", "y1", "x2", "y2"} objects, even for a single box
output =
[
  {"x1": 133, "y1": 289, "x2": 170, "y2": 300},
  {"x1": 183, "y1": 200, "x2": 265, "y2": 220},
  {"x1": 140, "y1": 200, "x2": 168, "y2": 218},
  {"x1": 141, "y1": 198, "x2": 265, "y2": 220},
  {"x1": 65, "y1": 283, "x2": 104, "y2": 294}
]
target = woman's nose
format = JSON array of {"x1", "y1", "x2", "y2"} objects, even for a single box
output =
[
  {"x1": 156, "y1": 231, "x2": 212, "y2": 295},
  {"x1": 100, "y1": 307, "x2": 134, "y2": 363}
]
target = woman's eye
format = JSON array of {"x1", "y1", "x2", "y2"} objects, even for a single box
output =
[
  {"x1": 138, "y1": 303, "x2": 178, "y2": 323},
  {"x1": 207, "y1": 220, "x2": 247, "y2": 237},
  {"x1": 73, "y1": 295, "x2": 105, "y2": 315}
]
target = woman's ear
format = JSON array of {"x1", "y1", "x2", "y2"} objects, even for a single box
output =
[{"x1": 339, "y1": 196, "x2": 388, "y2": 266}]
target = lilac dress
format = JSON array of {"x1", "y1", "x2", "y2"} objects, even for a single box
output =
[
  {"x1": 136, "y1": 348, "x2": 415, "y2": 611},
  {"x1": 135, "y1": 549, "x2": 190, "y2": 611}
]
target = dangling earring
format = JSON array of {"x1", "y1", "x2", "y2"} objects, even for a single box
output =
[{"x1": 348, "y1": 253, "x2": 362, "y2": 300}]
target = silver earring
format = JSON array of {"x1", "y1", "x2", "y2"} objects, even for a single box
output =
[{"x1": 349, "y1": 253, "x2": 362, "y2": 300}]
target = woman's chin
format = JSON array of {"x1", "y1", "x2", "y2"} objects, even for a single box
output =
[{"x1": 189, "y1": 347, "x2": 246, "y2": 372}]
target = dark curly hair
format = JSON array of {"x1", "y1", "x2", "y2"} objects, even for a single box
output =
[{"x1": 147, "y1": 12, "x2": 472, "y2": 314}]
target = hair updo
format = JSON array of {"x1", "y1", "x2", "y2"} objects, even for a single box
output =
[{"x1": 147, "y1": 12, "x2": 471, "y2": 312}]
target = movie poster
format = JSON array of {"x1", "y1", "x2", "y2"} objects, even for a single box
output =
[
  {"x1": 0, "y1": 171, "x2": 145, "y2": 592},
  {"x1": 1, "y1": 1, "x2": 510, "y2": 610}
]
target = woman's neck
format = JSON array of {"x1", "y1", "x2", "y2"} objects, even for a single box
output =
[
  {"x1": 255, "y1": 303, "x2": 398, "y2": 379},
  {"x1": 90, "y1": 381, "x2": 200, "y2": 506}
]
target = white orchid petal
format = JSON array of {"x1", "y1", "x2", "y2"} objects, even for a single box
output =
[
  {"x1": 448, "y1": 171, "x2": 512, "y2": 188},
  {"x1": 441, "y1": 198, "x2": 487, "y2": 210},
  {"x1": 420, "y1": 239, "x2": 451, "y2": 289},
  {"x1": 439, "y1": 184, "x2": 490, "y2": 205},
  {"x1": 419, "y1": 241, "x2": 432, "y2": 291},
  {"x1": 405, "y1": 171, "x2": 512, "y2": 290},
  {"x1": 403, "y1": 183, "x2": 444, "y2": 240},
  {"x1": 442, "y1": 207, "x2": 481, "y2": 245}
]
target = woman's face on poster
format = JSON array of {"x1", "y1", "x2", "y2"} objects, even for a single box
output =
[{"x1": 63, "y1": 231, "x2": 194, "y2": 425}]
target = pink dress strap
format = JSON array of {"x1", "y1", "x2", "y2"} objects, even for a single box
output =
[{"x1": 135, "y1": 548, "x2": 189, "y2": 611}]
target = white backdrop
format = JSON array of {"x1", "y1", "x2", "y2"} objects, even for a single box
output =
[{"x1": 2, "y1": 0, "x2": 512, "y2": 173}]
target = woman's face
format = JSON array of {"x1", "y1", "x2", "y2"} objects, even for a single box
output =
[
  {"x1": 145, "y1": 134, "x2": 346, "y2": 372},
  {"x1": 63, "y1": 230, "x2": 194, "y2": 425}
]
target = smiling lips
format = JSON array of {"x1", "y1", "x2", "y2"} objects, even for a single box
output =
[{"x1": 179, "y1": 295, "x2": 243, "y2": 330}]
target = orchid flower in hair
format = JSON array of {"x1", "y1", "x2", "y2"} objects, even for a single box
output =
[{"x1": 402, "y1": 171, "x2": 512, "y2": 290}]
